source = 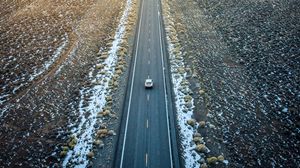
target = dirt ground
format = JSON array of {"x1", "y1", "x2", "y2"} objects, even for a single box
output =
[
  {"x1": 165, "y1": 0, "x2": 300, "y2": 167},
  {"x1": 0, "y1": 0, "x2": 129, "y2": 167}
]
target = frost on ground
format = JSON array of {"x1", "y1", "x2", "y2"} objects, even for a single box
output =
[
  {"x1": 163, "y1": 0, "x2": 229, "y2": 167},
  {"x1": 62, "y1": 0, "x2": 132, "y2": 166},
  {"x1": 165, "y1": 0, "x2": 300, "y2": 167},
  {"x1": 167, "y1": 38, "x2": 200, "y2": 167},
  {"x1": 29, "y1": 33, "x2": 68, "y2": 82},
  {"x1": 0, "y1": 0, "x2": 127, "y2": 167},
  {"x1": 162, "y1": 0, "x2": 200, "y2": 167}
]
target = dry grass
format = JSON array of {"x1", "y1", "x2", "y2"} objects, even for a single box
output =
[
  {"x1": 207, "y1": 156, "x2": 218, "y2": 164},
  {"x1": 195, "y1": 144, "x2": 207, "y2": 153}
]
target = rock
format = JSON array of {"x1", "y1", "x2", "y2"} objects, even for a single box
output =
[
  {"x1": 207, "y1": 157, "x2": 218, "y2": 164},
  {"x1": 187, "y1": 119, "x2": 196, "y2": 127},
  {"x1": 199, "y1": 121, "x2": 206, "y2": 128}
]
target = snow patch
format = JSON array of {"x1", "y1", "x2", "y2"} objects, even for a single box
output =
[
  {"x1": 62, "y1": 0, "x2": 132, "y2": 167},
  {"x1": 55, "y1": 41, "x2": 79, "y2": 76},
  {"x1": 282, "y1": 107, "x2": 288, "y2": 113},
  {"x1": 0, "y1": 34, "x2": 68, "y2": 117},
  {"x1": 164, "y1": 20, "x2": 200, "y2": 168},
  {"x1": 29, "y1": 33, "x2": 68, "y2": 81},
  {"x1": 0, "y1": 94, "x2": 9, "y2": 105}
]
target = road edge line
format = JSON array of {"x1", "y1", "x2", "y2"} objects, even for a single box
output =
[
  {"x1": 157, "y1": 4, "x2": 174, "y2": 168},
  {"x1": 119, "y1": 0, "x2": 145, "y2": 167}
]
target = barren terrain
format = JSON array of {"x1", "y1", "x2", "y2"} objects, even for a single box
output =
[
  {"x1": 163, "y1": 0, "x2": 300, "y2": 167},
  {"x1": 1, "y1": 0, "x2": 299, "y2": 167},
  {"x1": 0, "y1": 0, "x2": 137, "y2": 167}
]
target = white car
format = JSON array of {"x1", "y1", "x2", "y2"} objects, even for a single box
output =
[{"x1": 144, "y1": 79, "x2": 153, "y2": 88}]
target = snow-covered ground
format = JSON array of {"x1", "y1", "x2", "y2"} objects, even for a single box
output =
[
  {"x1": 29, "y1": 33, "x2": 68, "y2": 81},
  {"x1": 163, "y1": 7, "x2": 201, "y2": 168},
  {"x1": 0, "y1": 33, "x2": 68, "y2": 117},
  {"x1": 62, "y1": 0, "x2": 132, "y2": 167},
  {"x1": 55, "y1": 41, "x2": 79, "y2": 76},
  {"x1": 0, "y1": 34, "x2": 68, "y2": 117}
]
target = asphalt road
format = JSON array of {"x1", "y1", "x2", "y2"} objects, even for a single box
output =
[{"x1": 114, "y1": 0, "x2": 180, "y2": 167}]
